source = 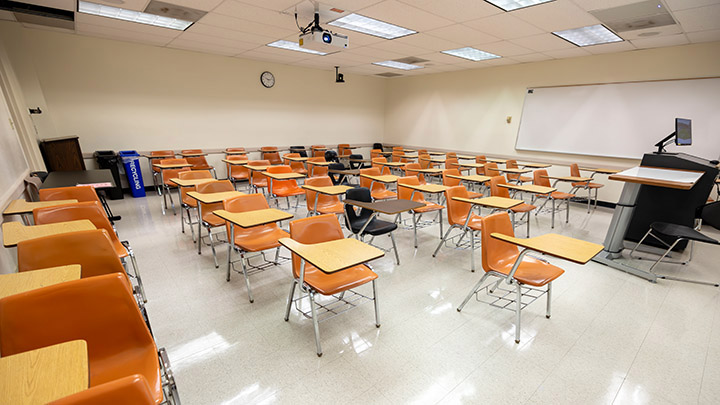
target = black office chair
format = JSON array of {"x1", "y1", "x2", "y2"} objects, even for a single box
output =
[
  {"x1": 349, "y1": 154, "x2": 365, "y2": 170},
  {"x1": 290, "y1": 146, "x2": 307, "y2": 158},
  {"x1": 373, "y1": 143, "x2": 383, "y2": 151},
  {"x1": 344, "y1": 187, "x2": 400, "y2": 264},
  {"x1": 328, "y1": 162, "x2": 347, "y2": 185},
  {"x1": 324, "y1": 150, "x2": 339, "y2": 163},
  {"x1": 630, "y1": 201, "x2": 720, "y2": 287}
]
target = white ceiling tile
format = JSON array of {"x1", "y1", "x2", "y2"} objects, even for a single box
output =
[
  {"x1": 290, "y1": 59, "x2": 337, "y2": 70},
  {"x1": 415, "y1": 51, "x2": 471, "y2": 64},
  {"x1": 483, "y1": 57, "x2": 519, "y2": 66},
  {"x1": 74, "y1": 12, "x2": 182, "y2": 37},
  {"x1": 425, "y1": 24, "x2": 500, "y2": 45},
  {"x1": 236, "y1": 48, "x2": 306, "y2": 63},
  {"x1": 248, "y1": 43, "x2": 317, "y2": 59},
  {"x1": 19, "y1": 0, "x2": 76, "y2": 11},
  {"x1": 324, "y1": 0, "x2": 386, "y2": 13},
  {"x1": 543, "y1": 47, "x2": 591, "y2": 58},
  {"x1": 396, "y1": 0, "x2": 503, "y2": 23},
  {"x1": 512, "y1": 52, "x2": 554, "y2": 63},
  {"x1": 75, "y1": 22, "x2": 176, "y2": 46},
  {"x1": 0, "y1": 10, "x2": 16, "y2": 21},
  {"x1": 83, "y1": 0, "x2": 151, "y2": 12},
  {"x1": 167, "y1": 37, "x2": 248, "y2": 55},
  {"x1": 686, "y1": 28, "x2": 720, "y2": 42},
  {"x1": 673, "y1": 4, "x2": 720, "y2": 32},
  {"x1": 630, "y1": 33, "x2": 690, "y2": 48},
  {"x1": 431, "y1": 63, "x2": 470, "y2": 71},
  {"x1": 235, "y1": 0, "x2": 304, "y2": 11},
  {"x1": 571, "y1": 0, "x2": 644, "y2": 12},
  {"x1": 186, "y1": 22, "x2": 274, "y2": 44},
  {"x1": 664, "y1": 0, "x2": 720, "y2": 11},
  {"x1": 392, "y1": 33, "x2": 462, "y2": 51},
  {"x1": 342, "y1": 64, "x2": 392, "y2": 74},
  {"x1": 343, "y1": 46, "x2": 404, "y2": 61},
  {"x1": 476, "y1": 40, "x2": 533, "y2": 56},
  {"x1": 175, "y1": 30, "x2": 261, "y2": 48},
  {"x1": 510, "y1": 33, "x2": 576, "y2": 52},
  {"x1": 213, "y1": 0, "x2": 297, "y2": 29},
  {"x1": 365, "y1": 39, "x2": 433, "y2": 56},
  {"x1": 20, "y1": 23, "x2": 74, "y2": 33},
  {"x1": 464, "y1": 12, "x2": 544, "y2": 40},
  {"x1": 512, "y1": 0, "x2": 600, "y2": 32},
  {"x1": 354, "y1": 0, "x2": 454, "y2": 32},
  {"x1": 582, "y1": 39, "x2": 636, "y2": 54},
  {"x1": 197, "y1": 12, "x2": 296, "y2": 38},
  {"x1": 160, "y1": 0, "x2": 225, "y2": 12}
]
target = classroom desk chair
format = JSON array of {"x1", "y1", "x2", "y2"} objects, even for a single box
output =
[
  {"x1": 569, "y1": 163, "x2": 604, "y2": 212},
  {"x1": 267, "y1": 165, "x2": 305, "y2": 210},
  {"x1": 475, "y1": 155, "x2": 487, "y2": 175},
  {"x1": 403, "y1": 163, "x2": 428, "y2": 185},
  {"x1": 149, "y1": 150, "x2": 175, "y2": 196},
  {"x1": 489, "y1": 176, "x2": 536, "y2": 237},
  {"x1": 370, "y1": 149, "x2": 383, "y2": 159},
  {"x1": 391, "y1": 151, "x2": 409, "y2": 163},
  {"x1": 344, "y1": 187, "x2": 401, "y2": 263},
  {"x1": 178, "y1": 170, "x2": 214, "y2": 240},
  {"x1": 50, "y1": 374, "x2": 156, "y2": 405},
  {"x1": 157, "y1": 159, "x2": 191, "y2": 215},
  {"x1": 226, "y1": 155, "x2": 250, "y2": 190},
  {"x1": 359, "y1": 168, "x2": 397, "y2": 200},
  {"x1": 442, "y1": 169, "x2": 483, "y2": 198},
  {"x1": 283, "y1": 214, "x2": 381, "y2": 357},
  {"x1": 484, "y1": 162, "x2": 500, "y2": 177},
  {"x1": 446, "y1": 152, "x2": 457, "y2": 160},
  {"x1": 398, "y1": 176, "x2": 445, "y2": 248},
  {"x1": 248, "y1": 160, "x2": 271, "y2": 194},
  {"x1": 506, "y1": 160, "x2": 532, "y2": 184},
  {"x1": 282, "y1": 153, "x2": 308, "y2": 175},
  {"x1": 260, "y1": 147, "x2": 282, "y2": 165},
  {"x1": 0, "y1": 273, "x2": 179, "y2": 404},
  {"x1": 196, "y1": 180, "x2": 235, "y2": 268},
  {"x1": 39, "y1": 185, "x2": 101, "y2": 205},
  {"x1": 304, "y1": 176, "x2": 345, "y2": 217},
  {"x1": 433, "y1": 186, "x2": 484, "y2": 272},
  {"x1": 370, "y1": 157, "x2": 392, "y2": 175},
  {"x1": 307, "y1": 157, "x2": 329, "y2": 177},
  {"x1": 33, "y1": 201, "x2": 147, "y2": 302},
  {"x1": 338, "y1": 144, "x2": 351, "y2": 158},
  {"x1": 181, "y1": 150, "x2": 215, "y2": 177},
  {"x1": 533, "y1": 169, "x2": 574, "y2": 229},
  {"x1": 311, "y1": 145, "x2": 326, "y2": 158},
  {"x1": 222, "y1": 194, "x2": 291, "y2": 302},
  {"x1": 446, "y1": 157, "x2": 460, "y2": 171}
]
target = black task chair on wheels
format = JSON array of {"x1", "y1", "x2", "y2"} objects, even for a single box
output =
[
  {"x1": 344, "y1": 187, "x2": 400, "y2": 265},
  {"x1": 630, "y1": 201, "x2": 720, "y2": 287}
]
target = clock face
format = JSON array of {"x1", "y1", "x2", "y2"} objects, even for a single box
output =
[{"x1": 260, "y1": 71, "x2": 275, "y2": 88}]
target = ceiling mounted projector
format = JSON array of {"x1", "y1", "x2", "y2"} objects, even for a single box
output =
[{"x1": 297, "y1": 11, "x2": 348, "y2": 52}]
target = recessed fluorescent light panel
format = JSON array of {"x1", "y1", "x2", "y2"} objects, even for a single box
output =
[
  {"x1": 442, "y1": 47, "x2": 500, "y2": 61},
  {"x1": 373, "y1": 60, "x2": 423, "y2": 70},
  {"x1": 78, "y1": 1, "x2": 193, "y2": 31},
  {"x1": 553, "y1": 24, "x2": 622, "y2": 47},
  {"x1": 484, "y1": 0, "x2": 554, "y2": 12},
  {"x1": 328, "y1": 13, "x2": 416, "y2": 39},
  {"x1": 266, "y1": 40, "x2": 327, "y2": 55}
]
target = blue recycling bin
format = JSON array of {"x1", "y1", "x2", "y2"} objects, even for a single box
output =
[{"x1": 119, "y1": 150, "x2": 146, "y2": 198}]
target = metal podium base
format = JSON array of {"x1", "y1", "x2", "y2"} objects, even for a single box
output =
[{"x1": 592, "y1": 251, "x2": 658, "y2": 283}]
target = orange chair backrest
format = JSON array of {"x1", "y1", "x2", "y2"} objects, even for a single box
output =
[
  {"x1": 260, "y1": 146, "x2": 278, "y2": 152},
  {"x1": 39, "y1": 185, "x2": 100, "y2": 204},
  {"x1": 446, "y1": 158, "x2": 459, "y2": 170},
  {"x1": 223, "y1": 194, "x2": 278, "y2": 240},
  {"x1": 151, "y1": 150, "x2": 174, "y2": 156},
  {"x1": 304, "y1": 176, "x2": 339, "y2": 210},
  {"x1": 444, "y1": 185, "x2": 471, "y2": 226},
  {"x1": 475, "y1": 155, "x2": 486, "y2": 175},
  {"x1": 267, "y1": 165, "x2": 299, "y2": 193},
  {"x1": 157, "y1": 158, "x2": 190, "y2": 184},
  {"x1": 289, "y1": 214, "x2": 344, "y2": 278},
  {"x1": 419, "y1": 154, "x2": 432, "y2": 169},
  {"x1": 481, "y1": 212, "x2": 518, "y2": 273},
  {"x1": 283, "y1": 153, "x2": 306, "y2": 172},
  {"x1": 570, "y1": 163, "x2": 581, "y2": 177},
  {"x1": 398, "y1": 176, "x2": 425, "y2": 203},
  {"x1": 489, "y1": 176, "x2": 510, "y2": 198},
  {"x1": 442, "y1": 169, "x2": 461, "y2": 186},
  {"x1": 370, "y1": 149, "x2": 382, "y2": 159},
  {"x1": 418, "y1": 149, "x2": 428, "y2": 154},
  {"x1": 393, "y1": 146, "x2": 403, "y2": 151},
  {"x1": 485, "y1": 162, "x2": 500, "y2": 177},
  {"x1": 186, "y1": 155, "x2": 210, "y2": 168},
  {"x1": 178, "y1": 170, "x2": 213, "y2": 200},
  {"x1": 534, "y1": 169, "x2": 551, "y2": 187},
  {"x1": 226, "y1": 156, "x2": 249, "y2": 178},
  {"x1": 159, "y1": 158, "x2": 187, "y2": 165},
  {"x1": 0, "y1": 274, "x2": 160, "y2": 398},
  {"x1": 359, "y1": 167, "x2": 388, "y2": 193},
  {"x1": 404, "y1": 163, "x2": 426, "y2": 184},
  {"x1": 249, "y1": 159, "x2": 271, "y2": 184},
  {"x1": 226, "y1": 147, "x2": 245, "y2": 153},
  {"x1": 307, "y1": 157, "x2": 328, "y2": 177},
  {"x1": 311, "y1": 145, "x2": 325, "y2": 158},
  {"x1": 338, "y1": 144, "x2": 351, "y2": 156},
  {"x1": 50, "y1": 374, "x2": 156, "y2": 405},
  {"x1": 181, "y1": 149, "x2": 202, "y2": 154},
  {"x1": 196, "y1": 180, "x2": 234, "y2": 217},
  {"x1": 263, "y1": 151, "x2": 283, "y2": 165},
  {"x1": 371, "y1": 157, "x2": 391, "y2": 175},
  {"x1": 17, "y1": 229, "x2": 126, "y2": 279},
  {"x1": 505, "y1": 160, "x2": 520, "y2": 181},
  {"x1": 446, "y1": 152, "x2": 457, "y2": 159},
  {"x1": 33, "y1": 201, "x2": 119, "y2": 246}
]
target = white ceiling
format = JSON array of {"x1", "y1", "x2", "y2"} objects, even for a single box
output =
[{"x1": 3, "y1": 0, "x2": 720, "y2": 77}]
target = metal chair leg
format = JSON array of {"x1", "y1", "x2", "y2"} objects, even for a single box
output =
[
  {"x1": 207, "y1": 226, "x2": 219, "y2": 268},
  {"x1": 128, "y1": 250, "x2": 147, "y2": 303},
  {"x1": 372, "y1": 279, "x2": 380, "y2": 327},
  {"x1": 551, "y1": 198, "x2": 555, "y2": 229},
  {"x1": 240, "y1": 252, "x2": 254, "y2": 303},
  {"x1": 284, "y1": 280, "x2": 297, "y2": 321},
  {"x1": 309, "y1": 291, "x2": 323, "y2": 357},
  {"x1": 412, "y1": 212, "x2": 418, "y2": 248},
  {"x1": 389, "y1": 233, "x2": 400, "y2": 265},
  {"x1": 566, "y1": 198, "x2": 570, "y2": 223},
  {"x1": 457, "y1": 272, "x2": 491, "y2": 311},
  {"x1": 433, "y1": 226, "x2": 454, "y2": 257},
  {"x1": 515, "y1": 281, "x2": 522, "y2": 343},
  {"x1": 546, "y1": 282, "x2": 552, "y2": 318},
  {"x1": 470, "y1": 229, "x2": 475, "y2": 272}
]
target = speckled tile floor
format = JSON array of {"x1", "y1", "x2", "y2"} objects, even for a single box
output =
[{"x1": 106, "y1": 186, "x2": 720, "y2": 405}]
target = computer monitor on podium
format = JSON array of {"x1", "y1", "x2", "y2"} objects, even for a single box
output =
[{"x1": 675, "y1": 118, "x2": 691, "y2": 146}]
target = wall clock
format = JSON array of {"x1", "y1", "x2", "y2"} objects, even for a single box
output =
[{"x1": 260, "y1": 71, "x2": 275, "y2": 88}]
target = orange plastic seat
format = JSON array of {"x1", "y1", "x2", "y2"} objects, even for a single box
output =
[
  {"x1": 0, "y1": 274, "x2": 172, "y2": 403},
  {"x1": 485, "y1": 162, "x2": 501, "y2": 177},
  {"x1": 446, "y1": 158, "x2": 459, "y2": 171},
  {"x1": 446, "y1": 152, "x2": 457, "y2": 160},
  {"x1": 39, "y1": 185, "x2": 101, "y2": 204},
  {"x1": 307, "y1": 157, "x2": 328, "y2": 177},
  {"x1": 457, "y1": 212, "x2": 565, "y2": 343},
  {"x1": 227, "y1": 155, "x2": 250, "y2": 188},
  {"x1": 248, "y1": 159, "x2": 270, "y2": 192},
  {"x1": 391, "y1": 151, "x2": 408, "y2": 163},
  {"x1": 267, "y1": 165, "x2": 304, "y2": 209},
  {"x1": 283, "y1": 153, "x2": 308, "y2": 175},
  {"x1": 489, "y1": 176, "x2": 536, "y2": 237},
  {"x1": 225, "y1": 147, "x2": 246, "y2": 155},
  {"x1": 442, "y1": 169, "x2": 482, "y2": 198},
  {"x1": 533, "y1": 169, "x2": 575, "y2": 228},
  {"x1": 304, "y1": 176, "x2": 343, "y2": 215},
  {"x1": 32, "y1": 201, "x2": 147, "y2": 301},
  {"x1": 311, "y1": 145, "x2": 326, "y2": 158},
  {"x1": 433, "y1": 186, "x2": 484, "y2": 272},
  {"x1": 196, "y1": 180, "x2": 235, "y2": 268},
  {"x1": 338, "y1": 144, "x2": 351, "y2": 157},
  {"x1": 177, "y1": 170, "x2": 213, "y2": 239},
  {"x1": 398, "y1": 176, "x2": 444, "y2": 247},
  {"x1": 403, "y1": 163, "x2": 427, "y2": 185},
  {"x1": 148, "y1": 150, "x2": 175, "y2": 196},
  {"x1": 475, "y1": 155, "x2": 486, "y2": 175},
  {"x1": 50, "y1": 374, "x2": 156, "y2": 405},
  {"x1": 371, "y1": 157, "x2": 391, "y2": 175},
  {"x1": 570, "y1": 163, "x2": 604, "y2": 212},
  {"x1": 149, "y1": 150, "x2": 174, "y2": 174},
  {"x1": 359, "y1": 167, "x2": 397, "y2": 200},
  {"x1": 506, "y1": 160, "x2": 531, "y2": 184},
  {"x1": 370, "y1": 149, "x2": 382, "y2": 159},
  {"x1": 223, "y1": 194, "x2": 290, "y2": 302},
  {"x1": 156, "y1": 158, "x2": 191, "y2": 215},
  {"x1": 285, "y1": 214, "x2": 380, "y2": 356}
]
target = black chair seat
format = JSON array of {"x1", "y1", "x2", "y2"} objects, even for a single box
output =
[
  {"x1": 350, "y1": 217, "x2": 397, "y2": 236},
  {"x1": 651, "y1": 222, "x2": 719, "y2": 245}
]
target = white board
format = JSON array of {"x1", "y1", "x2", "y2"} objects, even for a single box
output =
[
  {"x1": 515, "y1": 78, "x2": 720, "y2": 160},
  {"x1": 0, "y1": 88, "x2": 29, "y2": 204}
]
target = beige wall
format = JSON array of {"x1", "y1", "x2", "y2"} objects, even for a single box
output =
[{"x1": 384, "y1": 42, "x2": 720, "y2": 202}]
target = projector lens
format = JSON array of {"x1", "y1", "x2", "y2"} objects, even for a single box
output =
[{"x1": 322, "y1": 33, "x2": 332, "y2": 43}]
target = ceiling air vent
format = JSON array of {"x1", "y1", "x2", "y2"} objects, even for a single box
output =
[
  {"x1": 0, "y1": 0, "x2": 74, "y2": 30},
  {"x1": 393, "y1": 56, "x2": 430, "y2": 65},
  {"x1": 589, "y1": 1, "x2": 680, "y2": 40},
  {"x1": 376, "y1": 72, "x2": 403, "y2": 77},
  {"x1": 144, "y1": 0, "x2": 206, "y2": 23}
]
